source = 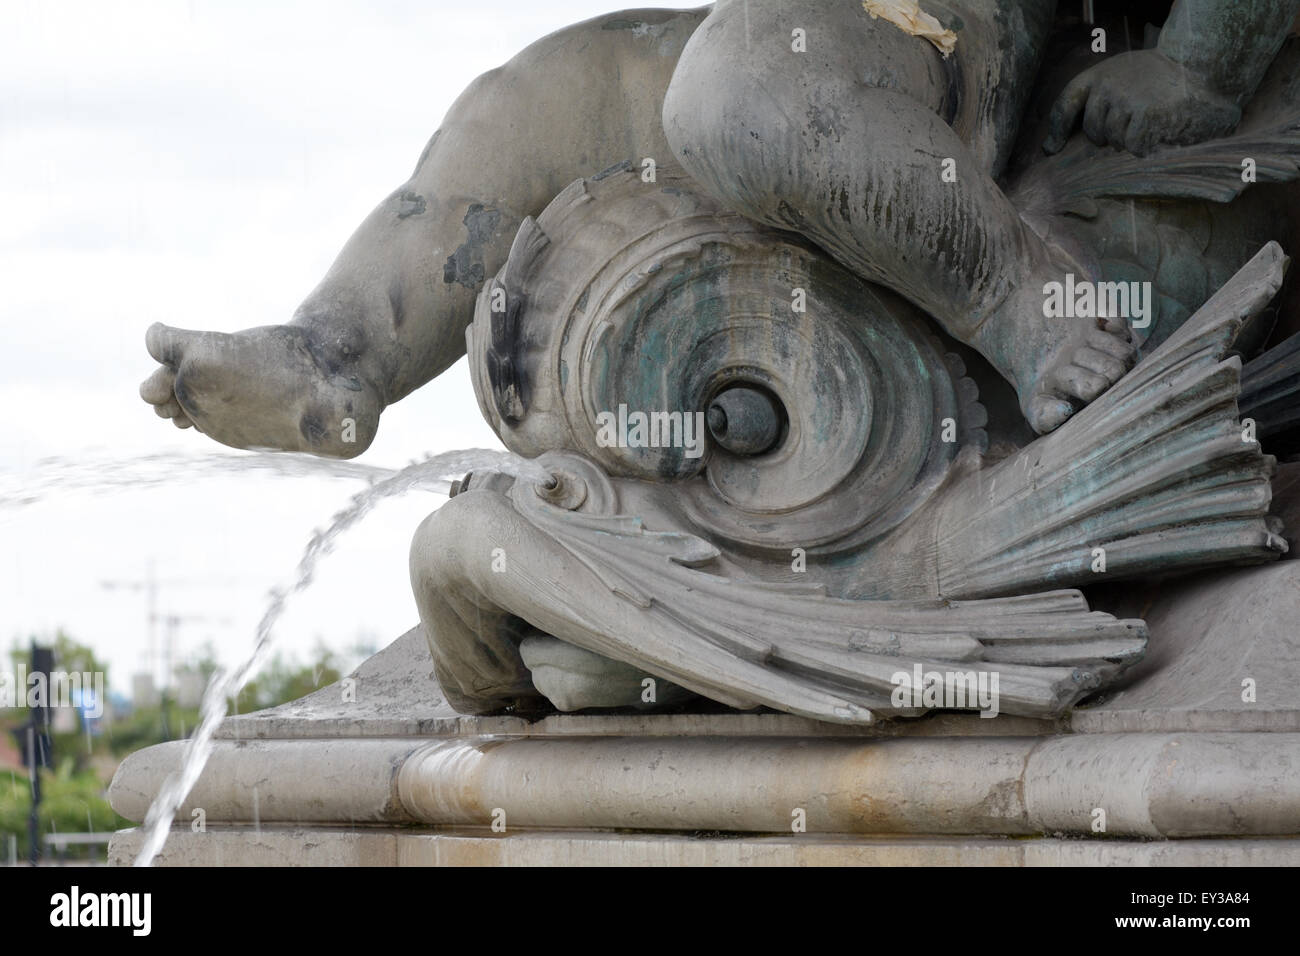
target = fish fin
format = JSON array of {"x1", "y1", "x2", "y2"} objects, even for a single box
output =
[
  {"x1": 1012, "y1": 115, "x2": 1300, "y2": 216},
  {"x1": 508, "y1": 482, "x2": 1146, "y2": 721},
  {"x1": 1241, "y1": 329, "x2": 1300, "y2": 458},
  {"x1": 940, "y1": 243, "x2": 1290, "y2": 597}
]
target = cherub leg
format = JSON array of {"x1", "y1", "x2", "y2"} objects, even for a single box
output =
[
  {"x1": 663, "y1": 0, "x2": 1135, "y2": 433},
  {"x1": 140, "y1": 8, "x2": 706, "y2": 456},
  {"x1": 409, "y1": 486, "x2": 699, "y2": 715}
]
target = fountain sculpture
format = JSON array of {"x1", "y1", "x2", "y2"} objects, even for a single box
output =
[{"x1": 112, "y1": 1, "x2": 1300, "y2": 865}]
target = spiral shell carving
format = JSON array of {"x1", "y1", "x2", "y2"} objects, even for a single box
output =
[{"x1": 468, "y1": 163, "x2": 983, "y2": 554}]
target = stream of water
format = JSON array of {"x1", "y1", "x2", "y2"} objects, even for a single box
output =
[
  {"x1": 0, "y1": 451, "x2": 397, "y2": 511},
  {"x1": 16, "y1": 447, "x2": 553, "y2": 866}
]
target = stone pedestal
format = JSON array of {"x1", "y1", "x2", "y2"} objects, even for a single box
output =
[{"x1": 108, "y1": 561, "x2": 1300, "y2": 866}]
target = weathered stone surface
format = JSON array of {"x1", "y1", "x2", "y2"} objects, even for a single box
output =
[
  {"x1": 1077, "y1": 559, "x2": 1300, "y2": 732},
  {"x1": 219, "y1": 626, "x2": 461, "y2": 739},
  {"x1": 110, "y1": 727, "x2": 1300, "y2": 840},
  {"x1": 110, "y1": 827, "x2": 400, "y2": 868},
  {"x1": 109, "y1": 738, "x2": 415, "y2": 826},
  {"x1": 107, "y1": 827, "x2": 1300, "y2": 868}
]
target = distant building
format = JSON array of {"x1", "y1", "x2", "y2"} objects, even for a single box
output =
[
  {"x1": 176, "y1": 671, "x2": 206, "y2": 709},
  {"x1": 131, "y1": 673, "x2": 159, "y2": 710}
]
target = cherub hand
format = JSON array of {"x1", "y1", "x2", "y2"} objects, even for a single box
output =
[{"x1": 1043, "y1": 50, "x2": 1241, "y2": 156}]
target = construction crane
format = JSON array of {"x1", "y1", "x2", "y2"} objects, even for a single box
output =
[
  {"x1": 159, "y1": 610, "x2": 233, "y2": 692},
  {"x1": 100, "y1": 561, "x2": 244, "y2": 691}
]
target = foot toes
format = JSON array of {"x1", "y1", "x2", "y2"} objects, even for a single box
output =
[
  {"x1": 1095, "y1": 315, "x2": 1131, "y2": 336},
  {"x1": 145, "y1": 322, "x2": 199, "y2": 368},
  {"x1": 139, "y1": 366, "x2": 175, "y2": 404},
  {"x1": 1074, "y1": 347, "x2": 1128, "y2": 383},
  {"x1": 153, "y1": 398, "x2": 183, "y2": 419},
  {"x1": 1026, "y1": 394, "x2": 1075, "y2": 435},
  {"x1": 1055, "y1": 364, "x2": 1111, "y2": 402},
  {"x1": 1085, "y1": 328, "x2": 1136, "y2": 362},
  {"x1": 172, "y1": 413, "x2": 194, "y2": 429}
]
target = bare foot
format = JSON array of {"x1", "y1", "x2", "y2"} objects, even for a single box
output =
[
  {"x1": 518, "y1": 635, "x2": 693, "y2": 712},
  {"x1": 972, "y1": 272, "x2": 1138, "y2": 435},
  {"x1": 139, "y1": 323, "x2": 383, "y2": 457},
  {"x1": 1021, "y1": 314, "x2": 1136, "y2": 434}
]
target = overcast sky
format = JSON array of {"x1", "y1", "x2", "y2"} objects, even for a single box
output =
[{"x1": 0, "y1": 0, "x2": 692, "y2": 694}]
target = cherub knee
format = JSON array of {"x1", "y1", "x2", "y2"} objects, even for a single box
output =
[{"x1": 409, "y1": 487, "x2": 518, "y2": 597}]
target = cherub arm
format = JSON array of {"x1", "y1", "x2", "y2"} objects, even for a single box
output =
[{"x1": 1158, "y1": 0, "x2": 1300, "y2": 102}]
